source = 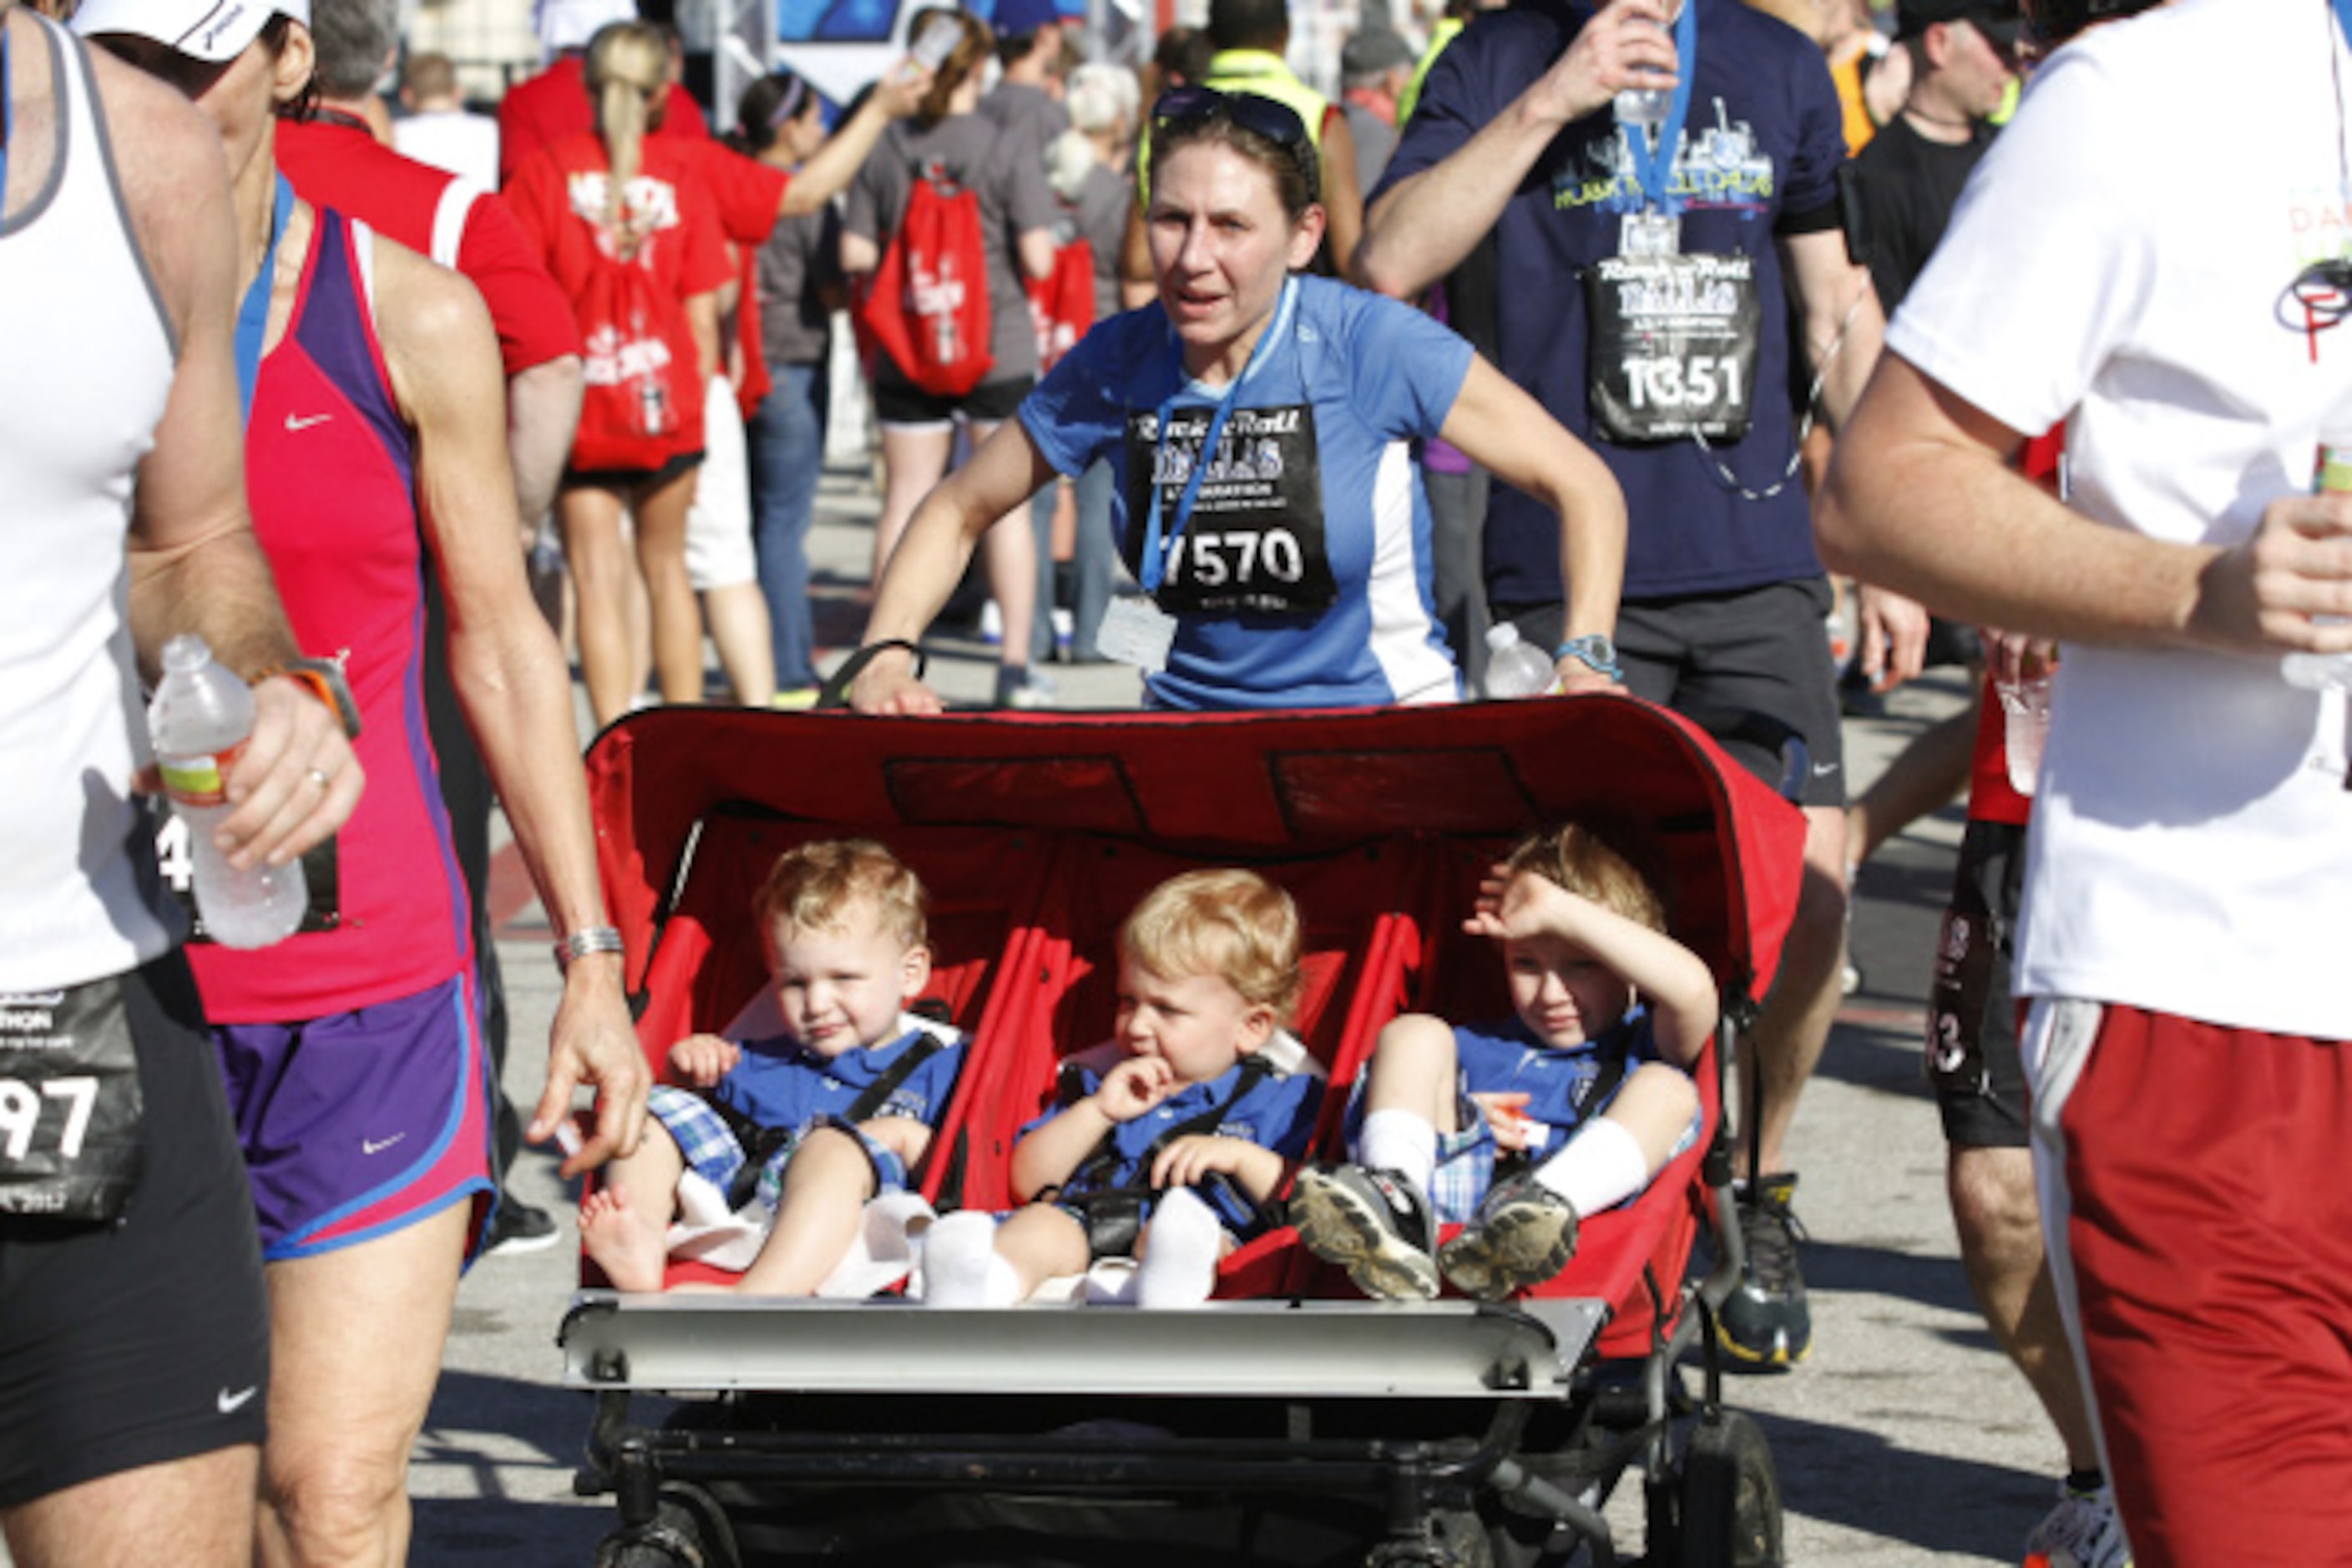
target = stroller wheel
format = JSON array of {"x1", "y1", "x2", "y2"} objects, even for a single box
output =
[
  {"x1": 594, "y1": 1486, "x2": 741, "y2": 1568},
  {"x1": 1672, "y1": 1411, "x2": 1783, "y2": 1568}
]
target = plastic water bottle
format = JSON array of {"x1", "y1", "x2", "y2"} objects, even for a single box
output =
[
  {"x1": 2284, "y1": 440, "x2": 2352, "y2": 691},
  {"x1": 148, "y1": 635, "x2": 308, "y2": 948},
  {"x1": 1484, "y1": 624, "x2": 1556, "y2": 699},
  {"x1": 1994, "y1": 669, "x2": 2054, "y2": 798},
  {"x1": 1613, "y1": 17, "x2": 1672, "y2": 130}
]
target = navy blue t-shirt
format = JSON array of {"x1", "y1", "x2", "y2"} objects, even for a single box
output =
[{"x1": 1377, "y1": 0, "x2": 1847, "y2": 603}]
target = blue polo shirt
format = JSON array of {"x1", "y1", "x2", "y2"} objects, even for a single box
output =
[
  {"x1": 1377, "y1": 0, "x2": 1848, "y2": 604},
  {"x1": 1020, "y1": 276, "x2": 1474, "y2": 710},
  {"x1": 713, "y1": 1023, "x2": 967, "y2": 1133}
]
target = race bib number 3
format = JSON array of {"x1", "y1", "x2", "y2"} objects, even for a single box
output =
[
  {"x1": 1124, "y1": 402, "x2": 1338, "y2": 618},
  {"x1": 1584, "y1": 253, "x2": 1763, "y2": 444},
  {"x1": 0, "y1": 976, "x2": 143, "y2": 1222}
]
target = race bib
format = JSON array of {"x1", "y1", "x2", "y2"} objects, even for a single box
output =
[
  {"x1": 152, "y1": 798, "x2": 341, "y2": 941},
  {"x1": 1124, "y1": 402, "x2": 1337, "y2": 618},
  {"x1": 0, "y1": 975, "x2": 143, "y2": 1222},
  {"x1": 1585, "y1": 252, "x2": 1762, "y2": 444}
]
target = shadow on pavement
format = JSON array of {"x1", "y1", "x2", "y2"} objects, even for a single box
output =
[{"x1": 1753, "y1": 1407, "x2": 2053, "y2": 1560}]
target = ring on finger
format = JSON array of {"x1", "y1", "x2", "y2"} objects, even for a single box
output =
[{"x1": 306, "y1": 766, "x2": 331, "y2": 791}]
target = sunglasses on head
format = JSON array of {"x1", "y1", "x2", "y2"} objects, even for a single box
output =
[{"x1": 1151, "y1": 85, "x2": 1320, "y2": 205}]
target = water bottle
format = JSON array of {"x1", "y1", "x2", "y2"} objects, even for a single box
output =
[
  {"x1": 2283, "y1": 439, "x2": 2352, "y2": 690},
  {"x1": 1484, "y1": 624, "x2": 1557, "y2": 699},
  {"x1": 1612, "y1": 17, "x2": 1672, "y2": 131},
  {"x1": 1994, "y1": 668, "x2": 2055, "y2": 798},
  {"x1": 148, "y1": 635, "x2": 308, "y2": 948}
]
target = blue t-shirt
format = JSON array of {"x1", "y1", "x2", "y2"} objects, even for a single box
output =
[
  {"x1": 1451, "y1": 1010, "x2": 1660, "y2": 1164},
  {"x1": 1377, "y1": 0, "x2": 1848, "y2": 602},
  {"x1": 1019, "y1": 275, "x2": 1475, "y2": 710},
  {"x1": 1022, "y1": 1057, "x2": 1323, "y2": 1234},
  {"x1": 712, "y1": 1022, "x2": 967, "y2": 1135}
]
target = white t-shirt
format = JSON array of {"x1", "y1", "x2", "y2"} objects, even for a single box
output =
[
  {"x1": 394, "y1": 109, "x2": 502, "y2": 192},
  {"x1": 1889, "y1": 0, "x2": 2352, "y2": 1040}
]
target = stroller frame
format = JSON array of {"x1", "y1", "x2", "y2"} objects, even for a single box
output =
[{"x1": 562, "y1": 698, "x2": 1806, "y2": 1567}]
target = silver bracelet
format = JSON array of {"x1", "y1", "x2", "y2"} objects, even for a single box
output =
[{"x1": 553, "y1": 926, "x2": 625, "y2": 971}]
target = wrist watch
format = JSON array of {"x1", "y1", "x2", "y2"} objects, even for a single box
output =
[
  {"x1": 255, "y1": 655, "x2": 362, "y2": 739},
  {"x1": 1554, "y1": 634, "x2": 1624, "y2": 682},
  {"x1": 554, "y1": 926, "x2": 626, "y2": 971}
]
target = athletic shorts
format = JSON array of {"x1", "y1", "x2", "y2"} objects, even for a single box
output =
[
  {"x1": 685, "y1": 376, "x2": 756, "y2": 591},
  {"x1": 1926, "y1": 819, "x2": 2028, "y2": 1148},
  {"x1": 0, "y1": 952, "x2": 270, "y2": 1509},
  {"x1": 872, "y1": 373, "x2": 1034, "y2": 430},
  {"x1": 1496, "y1": 576, "x2": 1847, "y2": 807},
  {"x1": 562, "y1": 448, "x2": 706, "y2": 494},
  {"x1": 212, "y1": 972, "x2": 495, "y2": 1263},
  {"x1": 2026, "y1": 998, "x2": 2352, "y2": 1565},
  {"x1": 648, "y1": 1086, "x2": 908, "y2": 1211}
]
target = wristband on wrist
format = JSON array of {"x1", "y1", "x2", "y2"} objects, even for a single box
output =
[
  {"x1": 554, "y1": 926, "x2": 625, "y2": 971},
  {"x1": 815, "y1": 638, "x2": 928, "y2": 710},
  {"x1": 1553, "y1": 635, "x2": 1624, "y2": 683},
  {"x1": 255, "y1": 656, "x2": 362, "y2": 739}
]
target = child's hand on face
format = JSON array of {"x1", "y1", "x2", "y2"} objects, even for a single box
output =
[
  {"x1": 1095, "y1": 1055, "x2": 1176, "y2": 1122},
  {"x1": 1471, "y1": 1090, "x2": 1538, "y2": 1153},
  {"x1": 1465, "y1": 866, "x2": 1584, "y2": 944},
  {"x1": 666, "y1": 1033, "x2": 741, "y2": 1087}
]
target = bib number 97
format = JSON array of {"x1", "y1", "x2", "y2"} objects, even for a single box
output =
[
  {"x1": 0, "y1": 1076, "x2": 98, "y2": 1162},
  {"x1": 1619, "y1": 354, "x2": 1745, "y2": 413}
]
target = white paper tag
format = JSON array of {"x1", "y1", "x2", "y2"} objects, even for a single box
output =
[
  {"x1": 1095, "y1": 596, "x2": 1177, "y2": 674},
  {"x1": 1620, "y1": 210, "x2": 1681, "y2": 257}
]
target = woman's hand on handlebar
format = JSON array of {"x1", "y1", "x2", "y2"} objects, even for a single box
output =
[{"x1": 848, "y1": 648, "x2": 946, "y2": 716}]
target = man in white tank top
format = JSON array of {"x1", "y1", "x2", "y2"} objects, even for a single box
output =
[{"x1": 0, "y1": 8, "x2": 360, "y2": 1564}]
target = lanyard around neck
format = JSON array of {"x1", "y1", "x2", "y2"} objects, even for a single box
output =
[
  {"x1": 1141, "y1": 276, "x2": 1297, "y2": 595},
  {"x1": 1621, "y1": 0, "x2": 1700, "y2": 216},
  {"x1": 235, "y1": 173, "x2": 295, "y2": 422}
]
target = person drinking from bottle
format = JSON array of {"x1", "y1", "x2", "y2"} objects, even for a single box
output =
[{"x1": 847, "y1": 88, "x2": 1628, "y2": 715}]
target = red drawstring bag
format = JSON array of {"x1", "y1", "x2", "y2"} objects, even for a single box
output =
[{"x1": 857, "y1": 162, "x2": 994, "y2": 398}]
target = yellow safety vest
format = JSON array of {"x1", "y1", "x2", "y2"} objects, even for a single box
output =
[{"x1": 1398, "y1": 18, "x2": 1462, "y2": 128}]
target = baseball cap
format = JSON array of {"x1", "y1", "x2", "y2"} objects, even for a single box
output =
[
  {"x1": 535, "y1": 0, "x2": 635, "y2": 53},
  {"x1": 1895, "y1": 0, "x2": 2025, "y2": 41},
  {"x1": 991, "y1": 0, "x2": 1064, "y2": 39},
  {"x1": 73, "y1": 0, "x2": 309, "y2": 63},
  {"x1": 1341, "y1": 28, "x2": 1414, "y2": 78}
]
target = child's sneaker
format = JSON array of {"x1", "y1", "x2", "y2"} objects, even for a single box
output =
[
  {"x1": 1437, "y1": 1171, "x2": 1579, "y2": 1300},
  {"x1": 2023, "y1": 1479, "x2": 2132, "y2": 1568},
  {"x1": 1289, "y1": 1164, "x2": 1439, "y2": 1302}
]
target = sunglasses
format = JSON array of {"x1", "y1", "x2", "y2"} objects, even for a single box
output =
[{"x1": 1151, "y1": 85, "x2": 1320, "y2": 205}]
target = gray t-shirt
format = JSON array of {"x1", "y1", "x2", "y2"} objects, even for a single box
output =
[
  {"x1": 847, "y1": 114, "x2": 1059, "y2": 385},
  {"x1": 1071, "y1": 159, "x2": 1130, "y2": 326},
  {"x1": 1342, "y1": 102, "x2": 1398, "y2": 200},
  {"x1": 755, "y1": 202, "x2": 842, "y2": 370},
  {"x1": 981, "y1": 79, "x2": 1070, "y2": 165}
]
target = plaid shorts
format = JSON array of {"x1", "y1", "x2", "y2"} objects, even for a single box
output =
[
  {"x1": 1422, "y1": 1084, "x2": 1701, "y2": 1225},
  {"x1": 647, "y1": 1086, "x2": 908, "y2": 1210}
]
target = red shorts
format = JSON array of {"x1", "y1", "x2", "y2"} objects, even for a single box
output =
[{"x1": 2027, "y1": 999, "x2": 2352, "y2": 1567}]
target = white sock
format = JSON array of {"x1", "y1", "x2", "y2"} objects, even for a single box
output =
[
  {"x1": 918, "y1": 1211, "x2": 1021, "y2": 1307},
  {"x1": 1358, "y1": 1109, "x2": 1439, "y2": 1202},
  {"x1": 1135, "y1": 1188, "x2": 1225, "y2": 1309},
  {"x1": 1532, "y1": 1118, "x2": 1649, "y2": 1218}
]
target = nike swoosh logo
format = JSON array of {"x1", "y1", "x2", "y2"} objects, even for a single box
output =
[
  {"x1": 218, "y1": 1385, "x2": 259, "y2": 1414},
  {"x1": 285, "y1": 412, "x2": 333, "y2": 432},
  {"x1": 362, "y1": 1132, "x2": 406, "y2": 1155}
]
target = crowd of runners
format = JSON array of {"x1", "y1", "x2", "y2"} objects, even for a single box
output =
[{"x1": 3, "y1": 0, "x2": 2347, "y2": 1560}]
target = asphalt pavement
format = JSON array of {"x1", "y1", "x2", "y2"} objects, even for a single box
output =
[{"x1": 8, "y1": 466, "x2": 2058, "y2": 1566}]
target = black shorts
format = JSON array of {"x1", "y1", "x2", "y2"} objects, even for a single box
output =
[
  {"x1": 0, "y1": 951, "x2": 271, "y2": 1509},
  {"x1": 1926, "y1": 819, "x2": 2029, "y2": 1149},
  {"x1": 563, "y1": 448, "x2": 706, "y2": 493},
  {"x1": 1497, "y1": 576, "x2": 1848, "y2": 807},
  {"x1": 872, "y1": 372, "x2": 1034, "y2": 429}
]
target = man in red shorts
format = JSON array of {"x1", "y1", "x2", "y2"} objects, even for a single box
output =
[{"x1": 1819, "y1": 0, "x2": 2352, "y2": 1556}]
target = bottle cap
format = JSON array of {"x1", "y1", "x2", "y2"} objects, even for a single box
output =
[{"x1": 1485, "y1": 623, "x2": 1523, "y2": 651}]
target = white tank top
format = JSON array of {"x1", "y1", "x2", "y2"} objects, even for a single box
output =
[{"x1": 0, "y1": 13, "x2": 180, "y2": 989}]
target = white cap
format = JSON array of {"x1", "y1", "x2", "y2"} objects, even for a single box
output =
[
  {"x1": 534, "y1": 0, "x2": 634, "y2": 53},
  {"x1": 73, "y1": 0, "x2": 309, "y2": 63}
]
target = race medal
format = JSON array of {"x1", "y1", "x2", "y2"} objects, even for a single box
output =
[
  {"x1": 1096, "y1": 595, "x2": 1179, "y2": 674},
  {"x1": 0, "y1": 974, "x2": 144, "y2": 1222},
  {"x1": 1620, "y1": 210, "x2": 1681, "y2": 258},
  {"x1": 1584, "y1": 252, "x2": 1763, "y2": 443},
  {"x1": 153, "y1": 797, "x2": 341, "y2": 939},
  {"x1": 1123, "y1": 402, "x2": 1337, "y2": 618}
]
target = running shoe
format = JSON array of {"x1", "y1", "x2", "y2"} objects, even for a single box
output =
[
  {"x1": 1288, "y1": 1164, "x2": 1439, "y2": 1302},
  {"x1": 481, "y1": 1197, "x2": 560, "y2": 1257},
  {"x1": 2024, "y1": 1479, "x2": 2132, "y2": 1568},
  {"x1": 1437, "y1": 1171, "x2": 1579, "y2": 1300},
  {"x1": 1716, "y1": 1171, "x2": 1812, "y2": 1368},
  {"x1": 995, "y1": 667, "x2": 1058, "y2": 710}
]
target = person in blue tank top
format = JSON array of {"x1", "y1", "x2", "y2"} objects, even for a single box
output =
[
  {"x1": 1291, "y1": 818, "x2": 1717, "y2": 1301},
  {"x1": 843, "y1": 88, "x2": 1630, "y2": 713}
]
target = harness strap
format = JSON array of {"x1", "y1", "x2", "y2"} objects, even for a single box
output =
[{"x1": 699, "y1": 1029, "x2": 952, "y2": 1211}]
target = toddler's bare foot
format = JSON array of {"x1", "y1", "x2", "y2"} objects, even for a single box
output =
[{"x1": 579, "y1": 1187, "x2": 670, "y2": 1292}]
